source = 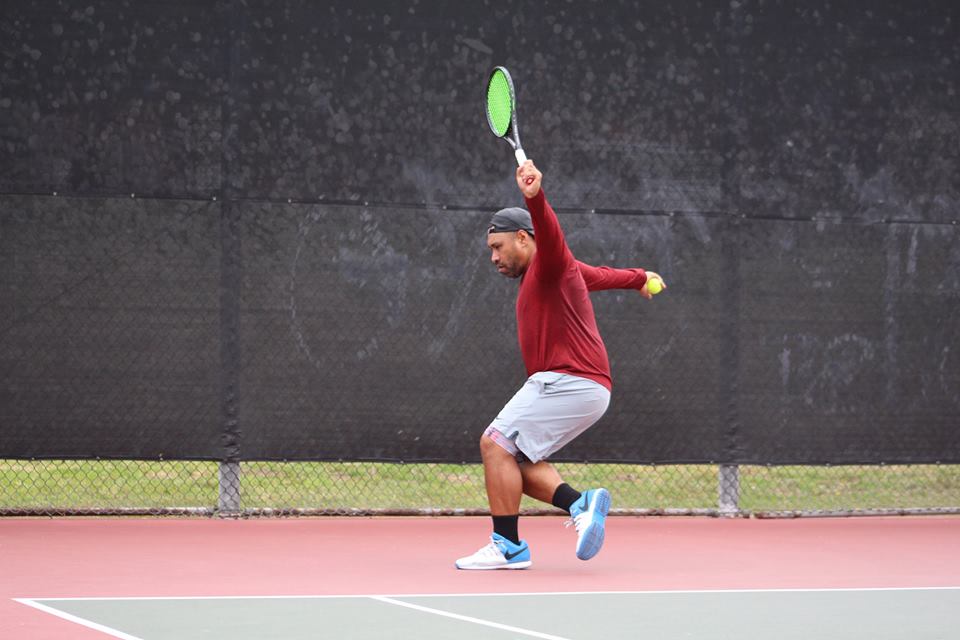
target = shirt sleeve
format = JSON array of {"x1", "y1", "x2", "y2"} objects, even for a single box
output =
[
  {"x1": 577, "y1": 261, "x2": 648, "y2": 291},
  {"x1": 524, "y1": 189, "x2": 572, "y2": 280}
]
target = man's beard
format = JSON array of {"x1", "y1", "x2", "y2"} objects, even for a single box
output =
[{"x1": 497, "y1": 263, "x2": 522, "y2": 278}]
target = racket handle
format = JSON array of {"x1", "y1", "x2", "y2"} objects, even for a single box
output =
[{"x1": 514, "y1": 148, "x2": 527, "y2": 165}]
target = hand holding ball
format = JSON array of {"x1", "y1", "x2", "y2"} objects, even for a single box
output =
[{"x1": 647, "y1": 277, "x2": 663, "y2": 295}]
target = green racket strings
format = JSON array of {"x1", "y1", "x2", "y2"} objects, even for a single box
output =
[{"x1": 486, "y1": 69, "x2": 513, "y2": 137}]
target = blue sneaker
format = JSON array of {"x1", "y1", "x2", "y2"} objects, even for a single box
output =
[
  {"x1": 568, "y1": 488, "x2": 611, "y2": 560},
  {"x1": 455, "y1": 533, "x2": 532, "y2": 570}
]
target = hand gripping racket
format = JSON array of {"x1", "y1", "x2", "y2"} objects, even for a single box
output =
[{"x1": 485, "y1": 66, "x2": 527, "y2": 166}]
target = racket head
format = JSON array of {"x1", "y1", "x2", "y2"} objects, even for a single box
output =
[{"x1": 485, "y1": 66, "x2": 516, "y2": 138}]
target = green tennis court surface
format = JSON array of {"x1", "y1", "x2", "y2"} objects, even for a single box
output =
[{"x1": 19, "y1": 588, "x2": 960, "y2": 640}]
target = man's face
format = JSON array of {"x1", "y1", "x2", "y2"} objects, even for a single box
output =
[{"x1": 487, "y1": 231, "x2": 530, "y2": 279}]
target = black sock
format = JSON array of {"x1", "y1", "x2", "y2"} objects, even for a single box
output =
[
  {"x1": 492, "y1": 514, "x2": 520, "y2": 545},
  {"x1": 551, "y1": 483, "x2": 582, "y2": 514}
]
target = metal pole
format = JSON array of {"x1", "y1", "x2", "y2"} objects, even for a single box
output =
[
  {"x1": 718, "y1": 464, "x2": 740, "y2": 515},
  {"x1": 218, "y1": 461, "x2": 241, "y2": 515}
]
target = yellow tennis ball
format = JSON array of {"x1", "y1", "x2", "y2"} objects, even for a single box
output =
[{"x1": 647, "y1": 278, "x2": 663, "y2": 295}]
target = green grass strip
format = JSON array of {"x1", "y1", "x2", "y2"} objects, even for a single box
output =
[{"x1": 1, "y1": 460, "x2": 957, "y2": 514}]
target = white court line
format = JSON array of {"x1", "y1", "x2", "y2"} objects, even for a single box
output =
[
  {"x1": 14, "y1": 598, "x2": 146, "y2": 640},
  {"x1": 17, "y1": 585, "x2": 960, "y2": 601},
  {"x1": 370, "y1": 596, "x2": 572, "y2": 640},
  {"x1": 15, "y1": 589, "x2": 960, "y2": 640}
]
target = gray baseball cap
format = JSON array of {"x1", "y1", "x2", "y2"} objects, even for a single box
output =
[{"x1": 488, "y1": 207, "x2": 534, "y2": 236}]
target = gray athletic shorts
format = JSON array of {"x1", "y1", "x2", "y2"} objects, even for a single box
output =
[{"x1": 484, "y1": 371, "x2": 611, "y2": 464}]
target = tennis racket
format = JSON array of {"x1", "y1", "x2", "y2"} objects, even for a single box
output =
[{"x1": 485, "y1": 66, "x2": 527, "y2": 166}]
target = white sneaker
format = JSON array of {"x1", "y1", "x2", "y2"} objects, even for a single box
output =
[{"x1": 455, "y1": 533, "x2": 532, "y2": 570}]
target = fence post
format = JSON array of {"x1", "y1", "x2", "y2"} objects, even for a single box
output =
[
  {"x1": 718, "y1": 464, "x2": 740, "y2": 515},
  {"x1": 218, "y1": 461, "x2": 241, "y2": 515}
]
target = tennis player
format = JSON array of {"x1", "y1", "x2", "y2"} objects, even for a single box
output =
[{"x1": 456, "y1": 159, "x2": 665, "y2": 570}]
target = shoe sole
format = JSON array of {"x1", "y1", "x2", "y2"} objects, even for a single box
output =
[
  {"x1": 455, "y1": 561, "x2": 532, "y2": 570},
  {"x1": 576, "y1": 488, "x2": 611, "y2": 561}
]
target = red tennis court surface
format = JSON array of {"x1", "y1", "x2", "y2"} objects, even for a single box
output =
[{"x1": 2, "y1": 516, "x2": 958, "y2": 638}]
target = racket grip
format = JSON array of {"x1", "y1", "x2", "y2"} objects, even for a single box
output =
[{"x1": 514, "y1": 148, "x2": 527, "y2": 165}]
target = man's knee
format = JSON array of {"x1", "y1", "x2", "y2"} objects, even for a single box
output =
[
  {"x1": 483, "y1": 432, "x2": 526, "y2": 463},
  {"x1": 481, "y1": 431, "x2": 530, "y2": 464},
  {"x1": 480, "y1": 434, "x2": 507, "y2": 459}
]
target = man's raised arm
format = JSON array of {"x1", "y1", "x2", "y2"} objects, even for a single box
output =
[{"x1": 517, "y1": 160, "x2": 571, "y2": 280}]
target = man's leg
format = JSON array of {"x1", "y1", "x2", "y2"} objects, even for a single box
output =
[
  {"x1": 520, "y1": 460, "x2": 587, "y2": 519},
  {"x1": 518, "y1": 460, "x2": 561, "y2": 503},
  {"x1": 517, "y1": 458, "x2": 607, "y2": 560},
  {"x1": 457, "y1": 372, "x2": 610, "y2": 569},
  {"x1": 454, "y1": 434, "x2": 531, "y2": 570},
  {"x1": 508, "y1": 375, "x2": 611, "y2": 561},
  {"x1": 480, "y1": 434, "x2": 523, "y2": 516},
  {"x1": 518, "y1": 460, "x2": 583, "y2": 513}
]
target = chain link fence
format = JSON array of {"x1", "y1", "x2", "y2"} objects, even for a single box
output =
[{"x1": 2, "y1": 460, "x2": 958, "y2": 517}]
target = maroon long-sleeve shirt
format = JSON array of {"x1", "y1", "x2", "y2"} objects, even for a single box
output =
[{"x1": 517, "y1": 190, "x2": 647, "y2": 391}]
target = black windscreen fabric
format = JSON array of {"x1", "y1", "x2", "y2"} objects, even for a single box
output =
[
  {"x1": 737, "y1": 219, "x2": 960, "y2": 464},
  {"x1": 226, "y1": 1, "x2": 728, "y2": 214},
  {"x1": 0, "y1": 196, "x2": 222, "y2": 458},
  {"x1": 0, "y1": 2, "x2": 226, "y2": 196},
  {"x1": 1, "y1": 0, "x2": 958, "y2": 464},
  {"x1": 2, "y1": 1, "x2": 953, "y2": 219},
  {"x1": 731, "y1": 3, "x2": 958, "y2": 225}
]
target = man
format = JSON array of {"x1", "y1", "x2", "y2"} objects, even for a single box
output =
[{"x1": 455, "y1": 160, "x2": 665, "y2": 570}]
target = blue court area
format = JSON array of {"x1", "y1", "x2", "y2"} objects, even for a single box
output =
[{"x1": 18, "y1": 588, "x2": 960, "y2": 640}]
